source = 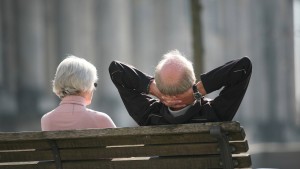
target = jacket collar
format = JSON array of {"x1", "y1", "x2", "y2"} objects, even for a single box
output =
[
  {"x1": 160, "y1": 102, "x2": 201, "y2": 124},
  {"x1": 60, "y1": 95, "x2": 86, "y2": 106}
]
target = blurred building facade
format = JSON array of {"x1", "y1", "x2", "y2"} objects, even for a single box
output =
[
  {"x1": 0, "y1": 0, "x2": 193, "y2": 129},
  {"x1": 0, "y1": 0, "x2": 299, "y2": 168}
]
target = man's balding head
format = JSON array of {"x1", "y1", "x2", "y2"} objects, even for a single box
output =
[{"x1": 154, "y1": 50, "x2": 196, "y2": 95}]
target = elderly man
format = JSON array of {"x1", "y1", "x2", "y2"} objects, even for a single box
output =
[{"x1": 109, "y1": 50, "x2": 252, "y2": 126}]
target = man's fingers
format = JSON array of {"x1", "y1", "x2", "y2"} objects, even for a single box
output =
[
  {"x1": 165, "y1": 100, "x2": 182, "y2": 104},
  {"x1": 162, "y1": 100, "x2": 184, "y2": 107}
]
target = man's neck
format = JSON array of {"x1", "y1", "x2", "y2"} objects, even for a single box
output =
[
  {"x1": 170, "y1": 107, "x2": 184, "y2": 111},
  {"x1": 168, "y1": 105, "x2": 192, "y2": 117}
]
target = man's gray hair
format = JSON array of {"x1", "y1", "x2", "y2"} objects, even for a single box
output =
[
  {"x1": 52, "y1": 55, "x2": 98, "y2": 98},
  {"x1": 154, "y1": 50, "x2": 196, "y2": 95}
]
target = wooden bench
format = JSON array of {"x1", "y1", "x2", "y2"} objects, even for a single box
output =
[{"x1": 0, "y1": 121, "x2": 251, "y2": 169}]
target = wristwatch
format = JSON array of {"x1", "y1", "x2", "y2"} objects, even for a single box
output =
[{"x1": 192, "y1": 84, "x2": 202, "y2": 102}]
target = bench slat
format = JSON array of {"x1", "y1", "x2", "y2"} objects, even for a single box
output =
[
  {"x1": 80, "y1": 155, "x2": 251, "y2": 169},
  {"x1": 0, "y1": 131, "x2": 245, "y2": 150},
  {"x1": 56, "y1": 131, "x2": 244, "y2": 147},
  {"x1": 0, "y1": 155, "x2": 251, "y2": 169},
  {"x1": 0, "y1": 157, "x2": 224, "y2": 169},
  {"x1": 0, "y1": 140, "x2": 50, "y2": 150},
  {"x1": 0, "y1": 150, "x2": 53, "y2": 162},
  {"x1": 231, "y1": 140, "x2": 249, "y2": 153},
  {"x1": 0, "y1": 122, "x2": 242, "y2": 141},
  {"x1": 0, "y1": 141, "x2": 248, "y2": 162},
  {"x1": 0, "y1": 161, "x2": 55, "y2": 169},
  {"x1": 63, "y1": 156, "x2": 223, "y2": 169},
  {"x1": 62, "y1": 143, "x2": 220, "y2": 160},
  {"x1": 60, "y1": 141, "x2": 248, "y2": 160},
  {"x1": 233, "y1": 155, "x2": 252, "y2": 168}
]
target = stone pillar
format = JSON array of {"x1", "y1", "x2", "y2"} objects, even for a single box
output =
[
  {"x1": 57, "y1": 0, "x2": 97, "y2": 61},
  {"x1": 94, "y1": 0, "x2": 134, "y2": 126},
  {"x1": 201, "y1": 0, "x2": 295, "y2": 142},
  {"x1": 131, "y1": 0, "x2": 192, "y2": 75},
  {"x1": 0, "y1": 0, "x2": 18, "y2": 116},
  {"x1": 0, "y1": 0, "x2": 2, "y2": 85},
  {"x1": 294, "y1": 0, "x2": 300, "y2": 125},
  {"x1": 16, "y1": 0, "x2": 47, "y2": 118}
]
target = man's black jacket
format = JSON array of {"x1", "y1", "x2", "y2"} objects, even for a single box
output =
[{"x1": 109, "y1": 57, "x2": 252, "y2": 126}]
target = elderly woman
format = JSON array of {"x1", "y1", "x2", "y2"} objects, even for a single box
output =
[{"x1": 41, "y1": 56, "x2": 116, "y2": 131}]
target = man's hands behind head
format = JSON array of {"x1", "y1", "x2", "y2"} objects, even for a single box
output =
[{"x1": 149, "y1": 80, "x2": 207, "y2": 109}]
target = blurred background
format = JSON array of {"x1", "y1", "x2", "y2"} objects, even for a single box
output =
[{"x1": 0, "y1": 0, "x2": 299, "y2": 168}]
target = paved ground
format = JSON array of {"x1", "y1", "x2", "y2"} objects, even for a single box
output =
[{"x1": 251, "y1": 151, "x2": 300, "y2": 169}]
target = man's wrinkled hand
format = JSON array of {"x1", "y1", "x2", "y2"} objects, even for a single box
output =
[{"x1": 149, "y1": 80, "x2": 185, "y2": 108}]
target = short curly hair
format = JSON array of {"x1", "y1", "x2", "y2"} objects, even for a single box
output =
[{"x1": 52, "y1": 55, "x2": 98, "y2": 98}]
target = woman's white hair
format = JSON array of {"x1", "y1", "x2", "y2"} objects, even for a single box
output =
[
  {"x1": 52, "y1": 55, "x2": 98, "y2": 98},
  {"x1": 155, "y1": 50, "x2": 196, "y2": 95}
]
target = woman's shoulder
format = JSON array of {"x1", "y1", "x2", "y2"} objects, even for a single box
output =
[
  {"x1": 86, "y1": 108, "x2": 116, "y2": 128},
  {"x1": 41, "y1": 109, "x2": 56, "y2": 120},
  {"x1": 86, "y1": 108, "x2": 111, "y2": 118}
]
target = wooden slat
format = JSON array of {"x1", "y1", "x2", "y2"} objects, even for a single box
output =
[
  {"x1": 63, "y1": 156, "x2": 224, "y2": 169},
  {"x1": 0, "y1": 161, "x2": 56, "y2": 169},
  {"x1": 0, "y1": 131, "x2": 245, "y2": 150},
  {"x1": 0, "y1": 157, "x2": 220, "y2": 169},
  {"x1": 0, "y1": 150, "x2": 53, "y2": 162},
  {"x1": 233, "y1": 155, "x2": 252, "y2": 168},
  {"x1": 57, "y1": 134, "x2": 217, "y2": 148},
  {"x1": 0, "y1": 133, "x2": 217, "y2": 150},
  {"x1": 0, "y1": 140, "x2": 50, "y2": 150},
  {"x1": 61, "y1": 155, "x2": 250, "y2": 169},
  {"x1": 60, "y1": 143, "x2": 220, "y2": 160},
  {"x1": 0, "y1": 133, "x2": 244, "y2": 151},
  {"x1": 230, "y1": 140, "x2": 249, "y2": 153},
  {"x1": 55, "y1": 130, "x2": 244, "y2": 147},
  {"x1": 227, "y1": 127, "x2": 246, "y2": 141},
  {"x1": 56, "y1": 133, "x2": 218, "y2": 148},
  {"x1": 0, "y1": 155, "x2": 251, "y2": 169},
  {"x1": 55, "y1": 132, "x2": 245, "y2": 148},
  {"x1": 59, "y1": 142, "x2": 249, "y2": 160},
  {"x1": 0, "y1": 122, "x2": 242, "y2": 141},
  {"x1": 0, "y1": 141, "x2": 249, "y2": 162}
]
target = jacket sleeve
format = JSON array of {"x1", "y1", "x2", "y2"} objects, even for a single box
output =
[
  {"x1": 200, "y1": 57, "x2": 252, "y2": 121},
  {"x1": 109, "y1": 61, "x2": 154, "y2": 94},
  {"x1": 109, "y1": 61, "x2": 159, "y2": 125}
]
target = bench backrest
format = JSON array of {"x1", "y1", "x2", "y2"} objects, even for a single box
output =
[{"x1": 0, "y1": 121, "x2": 251, "y2": 169}]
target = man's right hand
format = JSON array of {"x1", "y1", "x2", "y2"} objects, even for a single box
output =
[
  {"x1": 174, "y1": 81, "x2": 207, "y2": 105},
  {"x1": 149, "y1": 80, "x2": 184, "y2": 108},
  {"x1": 149, "y1": 80, "x2": 207, "y2": 109}
]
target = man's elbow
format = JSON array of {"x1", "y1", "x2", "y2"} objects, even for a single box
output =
[
  {"x1": 109, "y1": 60, "x2": 119, "y2": 74},
  {"x1": 240, "y1": 57, "x2": 252, "y2": 74},
  {"x1": 109, "y1": 60, "x2": 125, "y2": 83}
]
